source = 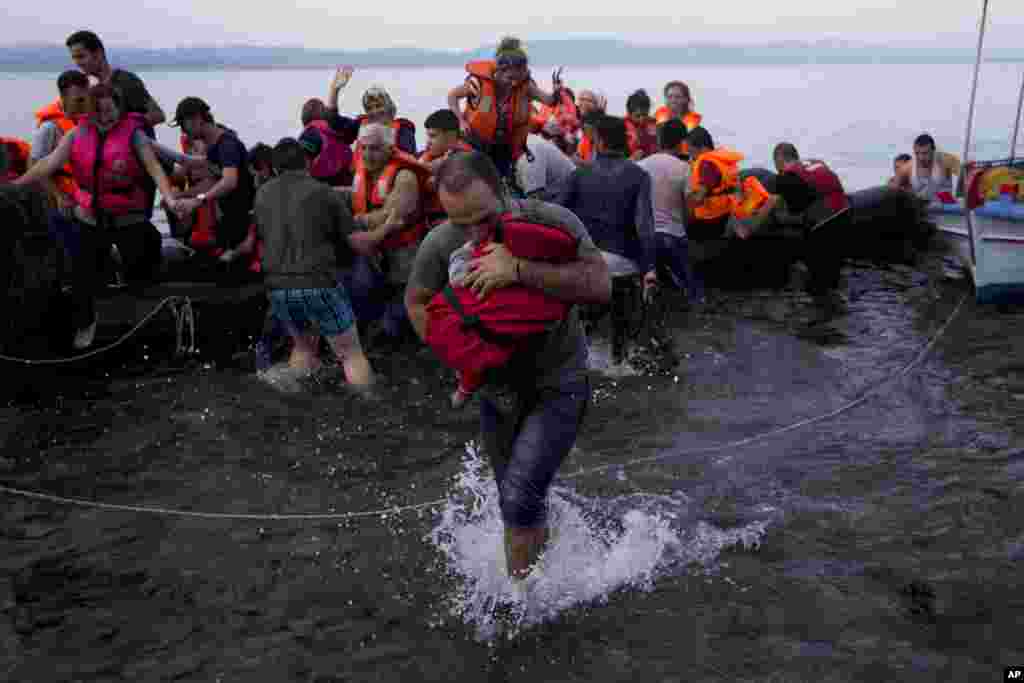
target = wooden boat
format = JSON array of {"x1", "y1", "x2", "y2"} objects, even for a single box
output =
[{"x1": 933, "y1": 0, "x2": 1024, "y2": 305}]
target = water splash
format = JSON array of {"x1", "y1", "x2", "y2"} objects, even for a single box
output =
[
  {"x1": 428, "y1": 443, "x2": 770, "y2": 641},
  {"x1": 585, "y1": 338, "x2": 640, "y2": 378}
]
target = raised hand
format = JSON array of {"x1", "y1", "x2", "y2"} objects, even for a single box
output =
[
  {"x1": 332, "y1": 65, "x2": 355, "y2": 91},
  {"x1": 552, "y1": 66, "x2": 564, "y2": 92}
]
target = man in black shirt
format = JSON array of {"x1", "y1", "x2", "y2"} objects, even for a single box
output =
[
  {"x1": 171, "y1": 97, "x2": 256, "y2": 254},
  {"x1": 67, "y1": 30, "x2": 169, "y2": 221},
  {"x1": 66, "y1": 30, "x2": 165, "y2": 128}
]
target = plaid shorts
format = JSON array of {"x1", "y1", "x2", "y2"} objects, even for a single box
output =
[{"x1": 269, "y1": 286, "x2": 356, "y2": 337}]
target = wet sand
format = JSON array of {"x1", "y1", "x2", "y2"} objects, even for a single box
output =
[{"x1": 1, "y1": 252, "x2": 1022, "y2": 681}]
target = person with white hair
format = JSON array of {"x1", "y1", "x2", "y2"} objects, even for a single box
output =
[
  {"x1": 358, "y1": 85, "x2": 418, "y2": 156},
  {"x1": 574, "y1": 90, "x2": 606, "y2": 164},
  {"x1": 342, "y1": 122, "x2": 431, "y2": 348}
]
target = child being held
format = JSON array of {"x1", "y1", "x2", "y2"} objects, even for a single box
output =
[{"x1": 425, "y1": 213, "x2": 578, "y2": 409}]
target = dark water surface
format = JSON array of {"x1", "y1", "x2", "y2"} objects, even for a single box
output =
[{"x1": 1, "y1": 253, "x2": 1022, "y2": 682}]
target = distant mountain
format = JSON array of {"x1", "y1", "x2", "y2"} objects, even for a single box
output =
[{"x1": 1, "y1": 39, "x2": 1022, "y2": 71}]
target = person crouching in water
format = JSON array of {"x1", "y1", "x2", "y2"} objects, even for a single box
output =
[
  {"x1": 447, "y1": 36, "x2": 566, "y2": 187},
  {"x1": 405, "y1": 151, "x2": 611, "y2": 580},
  {"x1": 253, "y1": 138, "x2": 407, "y2": 388},
  {"x1": 14, "y1": 83, "x2": 180, "y2": 349}
]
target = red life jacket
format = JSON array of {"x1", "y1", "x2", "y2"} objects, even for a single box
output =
[
  {"x1": 351, "y1": 148, "x2": 431, "y2": 251},
  {"x1": 425, "y1": 212, "x2": 578, "y2": 380},
  {"x1": 189, "y1": 210, "x2": 262, "y2": 273},
  {"x1": 783, "y1": 160, "x2": 849, "y2": 213},
  {"x1": 70, "y1": 113, "x2": 149, "y2": 217},
  {"x1": 530, "y1": 89, "x2": 580, "y2": 138},
  {"x1": 624, "y1": 116, "x2": 658, "y2": 158},
  {"x1": 306, "y1": 119, "x2": 353, "y2": 185},
  {"x1": 0, "y1": 137, "x2": 31, "y2": 182},
  {"x1": 419, "y1": 141, "x2": 473, "y2": 224}
]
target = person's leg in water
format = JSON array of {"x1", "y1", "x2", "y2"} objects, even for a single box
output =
[
  {"x1": 610, "y1": 276, "x2": 640, "y2": 364},
  {"x1": 480, "y1": 378, "x2": 590, "y2": 579},
  {"x1": 255, "y1": 308, "x2": 287, "y2": 372},
  {"x1": 655, "y1": 232, "x2": 694, "y2": 303},
  {"x1": 325, "y1": 324, "x2": 374, "y2": 387}
]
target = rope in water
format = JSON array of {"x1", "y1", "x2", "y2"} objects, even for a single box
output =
[
  {"x1": 0, "y1": 295, "x2": 194, "y2": 365},
  {"x1": 0, "y1": 292, "x2": 968, "y2": 521}
]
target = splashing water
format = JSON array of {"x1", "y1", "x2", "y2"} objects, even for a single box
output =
[
  {"x1": 428, "y1": 443, "x2": 770, "y2": 641},
  {"x1": 585, "y1": 338, "x2": 641, "y2": 378}
]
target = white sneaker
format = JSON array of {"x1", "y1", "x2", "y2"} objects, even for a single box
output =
[{"x1": 73, "y1": 318, "x2": 97, "y2": 350}]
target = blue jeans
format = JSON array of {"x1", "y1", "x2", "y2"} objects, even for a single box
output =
[
  {"x1": 339, "y1": 255, "x2": 411, "y2": 338},
  {"x1": 480, "y1": 376, "x2": 590, "y2": 528},
  {"x1": 655, "y1": 232, "x2": 702, "y2": 302}
]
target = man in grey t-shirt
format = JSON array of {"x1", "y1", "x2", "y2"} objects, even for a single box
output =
[
  {"x1": 405, "y1": 151, "x2": 611, "y2": 581},
  {"x1": 516, "y1": 133, "x2": 576, "y2": 201}
]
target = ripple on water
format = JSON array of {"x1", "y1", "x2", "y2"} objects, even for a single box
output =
[{"x1": 428, "y1": 443, "x2": 768, "y2": 641}]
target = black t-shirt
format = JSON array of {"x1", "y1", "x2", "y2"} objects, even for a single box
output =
[
  {"x1": 774, "y1": 172, "x2": 820, "y2": 215},
  {"x1": 206, "y1": 127, "x2": 255, "y2": 243},
  {"x1": 110, "y1": 69, "x2": 154, "y2": 118}
]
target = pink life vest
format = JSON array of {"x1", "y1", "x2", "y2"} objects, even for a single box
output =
[
  {"x1": 70, "y1": 113, "x2": 149, "y2": 216},
  {"x1": 306, "y1": 119, "x2": 353, "y2": 185}
]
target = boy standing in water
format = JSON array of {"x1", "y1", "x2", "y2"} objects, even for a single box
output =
[{"x1": 406, "y1": 151, "x2": 611, "y2": 580}]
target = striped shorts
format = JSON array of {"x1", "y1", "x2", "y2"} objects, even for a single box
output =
[{"x1": 269, "y1": 285, "x2": 356, "y2": 337}]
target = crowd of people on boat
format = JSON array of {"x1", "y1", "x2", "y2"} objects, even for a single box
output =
[{"x1": 0, "y1": 30, "x2": 964, "y2": 580}]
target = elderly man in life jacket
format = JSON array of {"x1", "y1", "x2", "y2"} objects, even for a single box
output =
[
  {"x1": 343, "y1": 122, "x2": 430, "y2": 348},
  {"x1": 888, "y1": 133, "x2": 960, "y2": 204},
  {"x1": 738, "y1": 142, "x2": 851, "y2": 310},
  {"x1": 574, "y1": 90, "x2": 607, "y2": 164}
]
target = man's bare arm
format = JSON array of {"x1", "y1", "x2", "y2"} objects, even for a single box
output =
[
  {"x1": 404, "y1": 284, "x2": 435, "y2": 342},
  {"x1": 359, "y1": 169, "x2": 419, "y2": 231},
  {"x1": 145, "y1": 97, "x2": 166, "y2": 127},
  {"x1": 519, "y1": 246, "x2": 611, "y2": 304}
]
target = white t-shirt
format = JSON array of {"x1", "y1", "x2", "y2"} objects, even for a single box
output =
[
  {"x1": 516, "y1": 135, "x2": 576, "y2": 198},
  {"x1": 638, "y1": 152, "x2": 689, "y2": 238}
]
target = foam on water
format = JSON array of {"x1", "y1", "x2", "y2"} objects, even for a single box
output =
[
  {"x1": 428, "y1": 443, "x2": 769, "y2": 641},
  {"x1": 585, "y1": 338, "x2": 640, "y2": 378}
]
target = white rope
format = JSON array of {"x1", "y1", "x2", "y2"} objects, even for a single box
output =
[
  {"x1": 0, "y1": 295, "x2": 192, "y2": 366},
  {"x1": 0, "y1": 293, "x2": 968, "y2": 521}
]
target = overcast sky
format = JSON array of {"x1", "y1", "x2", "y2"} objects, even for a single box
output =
[{"x1": 3, "y1": 1, "x2": 1023, "y2": 51}]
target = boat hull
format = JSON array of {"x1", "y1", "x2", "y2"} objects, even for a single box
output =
[{"x1": 933, "y1": 208, "x2": 1024, "y2": 305}]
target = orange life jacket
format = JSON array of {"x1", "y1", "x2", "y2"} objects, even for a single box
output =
[
  {"x1": 1, "y1": 137, "x2": 32, "y2": 182},
  {"x1": 419, "y1": 141, "x2": 473, "y2": 224},
  {"x1": 351, "y1": 149, "x2": 432, "y2": 251},
  {"x1": 654, "y1": 106, "x2": 703, "y2": 157},
  {"x1": 34, "y1": 100, "x2": 80, "y2": 199},
  {"x1": 529, "y1": 89, "x2": 580, "y2": 137},
  {"x1": 462, "y1": 60, "x2": 532, "y2": 162},
  {"x1": 689, "y1": 148, "x2": 743, "y2": 222},
  {"x1": 577, "y1": 129, "x2": 595, "y2": 162},
  {"x1": 732, "y1": 176, "x2": 771, "y2": 221}
]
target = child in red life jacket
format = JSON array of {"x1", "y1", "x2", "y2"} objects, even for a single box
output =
[{"x1": 424, "y1": 214, "x2": 577, "y2": 408}]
